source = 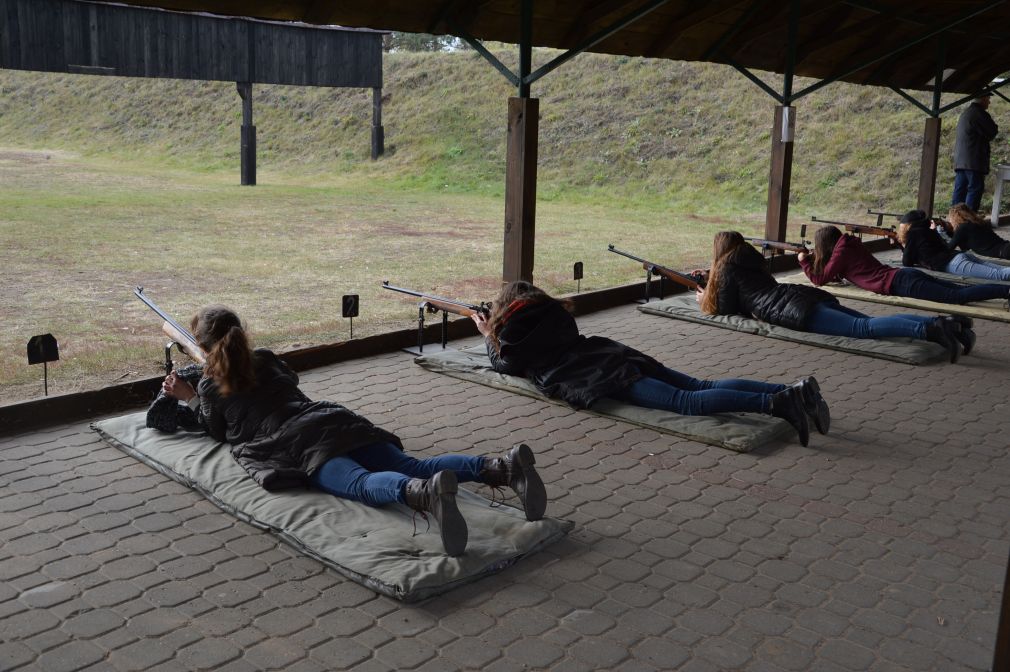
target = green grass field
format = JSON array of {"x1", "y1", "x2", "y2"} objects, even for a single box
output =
[{"x1": 0, "y1": 147, "x2": 768, "y2": 403}]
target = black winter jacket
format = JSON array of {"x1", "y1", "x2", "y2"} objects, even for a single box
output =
[
  {"x1": 953, "y1": 102, "x2": 998, "y2": 174},
  {"x1": 714, "y1": 244, "x2": 836, "y2": 330},
  {"x1": 486, "y1": 300, "x2": 664, "y2": 409},
  {"x1": 947, "y1": 221, "x2": 1010, "y2": 259},
  {"x1": 901, "y1": 221, "x2": 957, "y2": 270},
  {"x1": 197, "y1": 349, "x2": 402, "y2": 491}
]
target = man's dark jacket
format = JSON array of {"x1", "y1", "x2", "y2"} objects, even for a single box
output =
[
  {"x1": 197, "y1": 349, "x2": 401, "y2": 491},
  {"x1": 714, "y1": 244, "x2": 835, "y2": 331},
  {"x1": 486, "y1": 300, "x2": 663, "y2": 409},
  {"x1": 953, "y1": 102, "x2": 998, "y2": 174}
]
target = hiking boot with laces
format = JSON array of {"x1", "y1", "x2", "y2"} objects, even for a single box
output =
[
  {"x1": 404, "y1": 470, "x2": 467, "y2": 556},
  {"x1": 480, "y1": 443, "x2": 547, "y2": 521}
]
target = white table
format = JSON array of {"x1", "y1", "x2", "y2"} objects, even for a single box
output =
[{"x1": 991, "y1": 163, "x2": 1010, "y2": 226}]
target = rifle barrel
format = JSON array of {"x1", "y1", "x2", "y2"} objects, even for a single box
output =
[
  {"x1": 134, "y1": 287, "x2": 200, "y2": 350},
  {"x1": 607, "y1": 244, "x2": 649, "y2": 266},
  {"x1": 382, "y1": 281, "x2": 487, "y2": 315}
]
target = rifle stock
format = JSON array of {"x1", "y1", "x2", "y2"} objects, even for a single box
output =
[
  {"x1": 162, "y1": 322, "x2": 206, "y2": 364},
  {"x1": 134, "y1": 287, "x2": 207, "y2": 365},
  {"x1": 382, "y1": 282, "x2": 491, "y2": 317},
  {"x1": 607, "y1": 244, "x2": 706, "y2": 290},
  {"x1": 810, "y1": 217, "x2": 898, "y2": 240}
]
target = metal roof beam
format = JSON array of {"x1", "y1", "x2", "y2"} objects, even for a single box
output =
[
  {"x1": 787, "y1": 0, "x2": 1004, "y2": 103},
  {"x1": 938, "y1": 76, "x2": 1010, "y2": 115},
  {"x1": 888, "y1": 87, "x2": 932, "y2": 116},
  {"x1": 452, "y1": 27, "x2": 519, "y2": 87},
  {"x1": 524, "y1": 0, "x2": 671, "y2": 87},
  {"x1": 728, "y1": 59, "x2": 785, "y2": 104}
]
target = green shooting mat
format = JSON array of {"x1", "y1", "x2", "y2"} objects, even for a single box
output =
[
  {"x1": 93, "y1": 412, "x2": 573, "y2": 603},
  {"x1": 777, "y1": 271, "x2": 1010, "y2": 324},
  {"x1": 637, "y1": 296, "x2": 949, "y2": 365},
  {"x1": 414, "y1": 346, "x2": 793, "y2": 453}
]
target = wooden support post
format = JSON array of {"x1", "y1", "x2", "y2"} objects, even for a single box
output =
[
  {"x1": 917, "y1": 117, "x2": 942, "y2": 215},
  {"x1": 502, "y1": 96, "x2": 539, "y2": 283},
  {"x1": 237, "y1": 81, "x2": 256, "y2": 186},
  {"x1": 371, "y1": 87, "x2": 384, "y2": 160},
  {"x1": 765, "y1": 105, "x2": 795, "y2": 241}
]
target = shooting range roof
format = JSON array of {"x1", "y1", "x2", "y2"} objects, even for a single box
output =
[{"x1": 97, "y1": 0, "x2": 1008, "y2": 95}]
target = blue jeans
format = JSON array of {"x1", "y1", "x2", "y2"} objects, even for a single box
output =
[
  {"x1": 613, "y1": 366, "x2": 785, "y2": 415},
  {"x1": 946, "y1": 252, "x2": 1010, "y2": 281},
  {"x1": 952, "y1": 169, "x2": 985, "y2": 211},
  {"x1": 805, "y1": 302, "x2": 934, "y2": 339},
  {"x1": 309, "y1": 442, "x2": 484, "y2": 507},
  {"x1": 891, "y1": 268, "x2": 1009, "y2": 304}
]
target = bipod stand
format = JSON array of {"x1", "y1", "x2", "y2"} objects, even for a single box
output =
[
  {"x1": 636, "y1": 269, "x2": 666, "y2": 304},
  {"x1": 401, "y1": 301, "x2": 456, "y2": 356}
]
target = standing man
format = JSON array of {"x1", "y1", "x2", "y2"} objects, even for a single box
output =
[{"x1": 952, "y1": 94, "x2": 998, "y2": 212}]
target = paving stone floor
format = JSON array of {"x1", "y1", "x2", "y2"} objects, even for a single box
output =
[{"x1": 1, "y1": 293, "x2": 1008, "y2": 671}]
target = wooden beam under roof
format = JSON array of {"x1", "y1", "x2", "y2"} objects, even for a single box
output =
[
  {"x1": 642, "y1": 0, "x2": 743, "y2": 59},
  {"x1": 81, "y1": 0, "x2": 1010, "y2": 93}
]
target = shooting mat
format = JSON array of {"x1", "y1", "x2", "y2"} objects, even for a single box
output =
[
  {"x1": 637, "y1": 296, "x2": 949, "y2": 365},
  {"x1": 874, "y1": 249, "x2": 1010, "y2": 284},
  {"x1": 93, "y1": 412, "x2": 573, "y2": 603},
  {"x1": 777, "y1": 271, "x2": 1010, "y2": 324},
  {"x1": 414, "y1": 346, "x2": 793, "y2": 453}
]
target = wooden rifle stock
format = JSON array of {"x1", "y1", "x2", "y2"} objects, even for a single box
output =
[
  {"x1": 381, "y1": 281, "x2": 491, "y2": 317},
  {"x1": 607, "y1": 244, "x2": 706, "y2": 291},
  {"x1": 134, "y1": 287, "x2": 207, "y2": 365},
  {"x1": 810, "y1": 216, "x2": 898, "y2": 240}
]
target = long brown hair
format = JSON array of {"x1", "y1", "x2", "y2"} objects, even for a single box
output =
[
  {"x1": 811, "y1": 226, "x2": 843, "y2": 277},
  {"x1": 700, "y1": 231, "x2": 746, "y2": 314},
  {"x1": 485, "y1": 281, "x2": 557, "y2": 351},
  {"x1": 948, "y1": 203, "x2": 986, "y2": 230},
  {"x1": 191, "y1": 305, "x2": 256, "y2": 396}
]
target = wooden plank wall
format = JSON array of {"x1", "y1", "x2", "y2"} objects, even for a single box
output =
[{"x1": 0, "y1": 0, "x2": 382, "y2": 88}]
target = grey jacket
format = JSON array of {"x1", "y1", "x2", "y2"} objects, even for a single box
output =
[{"x1": 953, "y1": 102, "x2": 998, "y2": 174}]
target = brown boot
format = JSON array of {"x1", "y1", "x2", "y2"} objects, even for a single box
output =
[
  {"x1": 480, "y1": 443, "x2": 547, "y2": 521},
  {"x1": 404, "y1": 471, "x2": 467, "y2": 557}
]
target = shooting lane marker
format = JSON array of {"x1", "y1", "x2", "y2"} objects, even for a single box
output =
[
  {"x1": 27, "y1": 334, "x2": 59, "y2": 396},
  {"x1": 573, "y1": 261, "x2": 583, "y2": 294},
  {"x1": 342, "y1": 294, "x2": 359, "y2": 339}
]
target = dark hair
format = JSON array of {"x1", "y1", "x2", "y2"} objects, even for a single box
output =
[
  {"x1": 700, "y1": 231, "x2": 746, "y2": 315},
  {"x1": 948, "y1": 203, "x2": 986, "y2": 230},
  {"x1": 191, "y1": 305, "x2": 255, "y2": 396},
  {"x1": 485, "y1": 281, "x2": 559, "y2": 351},
  {"x1": 811, "y1": 226, "x2": 843, "y2": 277}
]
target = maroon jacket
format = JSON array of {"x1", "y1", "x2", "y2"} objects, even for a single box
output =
[{"x1": 799, "y1": 234, "x2": 899, "y2": 295}]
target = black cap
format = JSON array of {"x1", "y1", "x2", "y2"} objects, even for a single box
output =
[{"x1": 900, "y1": 209, "x2": 928, "y2": 225}]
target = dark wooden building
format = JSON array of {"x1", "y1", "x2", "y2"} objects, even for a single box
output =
[{"x1": 0, "y1": 0, "x2": 386, "y2": 178}]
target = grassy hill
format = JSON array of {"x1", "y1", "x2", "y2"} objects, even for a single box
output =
[{"x1": 2, "y1": 47, "x2": 1005, "y2": 217}]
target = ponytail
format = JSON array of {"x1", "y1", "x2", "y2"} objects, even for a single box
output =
[{"x1": 191, "y1": 305, "x2": 256, "y2": 396}]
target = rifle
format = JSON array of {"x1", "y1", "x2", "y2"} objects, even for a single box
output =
[
  {"x1": 742, "y1": 236, "x2": 808, "y2": 255},
  {"x1": 866, "y1": 209, "x2": 903, "y2": 228},
  {"x1": 607, "y1": 245, "x2": 706, "y2": 303},
  {"x1": 382, "y1": 281, "x2": 491, "y2": 353},
  {"x1": 134, "y1": 287, "x2": 206, "y2": 373},
  {"x1": 810, "y1": 216, "x2": 899, "y2": 241}
]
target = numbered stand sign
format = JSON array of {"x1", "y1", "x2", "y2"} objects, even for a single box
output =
[
  {"x1": 27, "y1": 334, "x2": 59, "y2": 397},
  {"x1": 342, "y1": 295, "x2": 359, "y2": 339},
  {"x1": 573, "y1": 261, "x2": 584, "y2": 294}
]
